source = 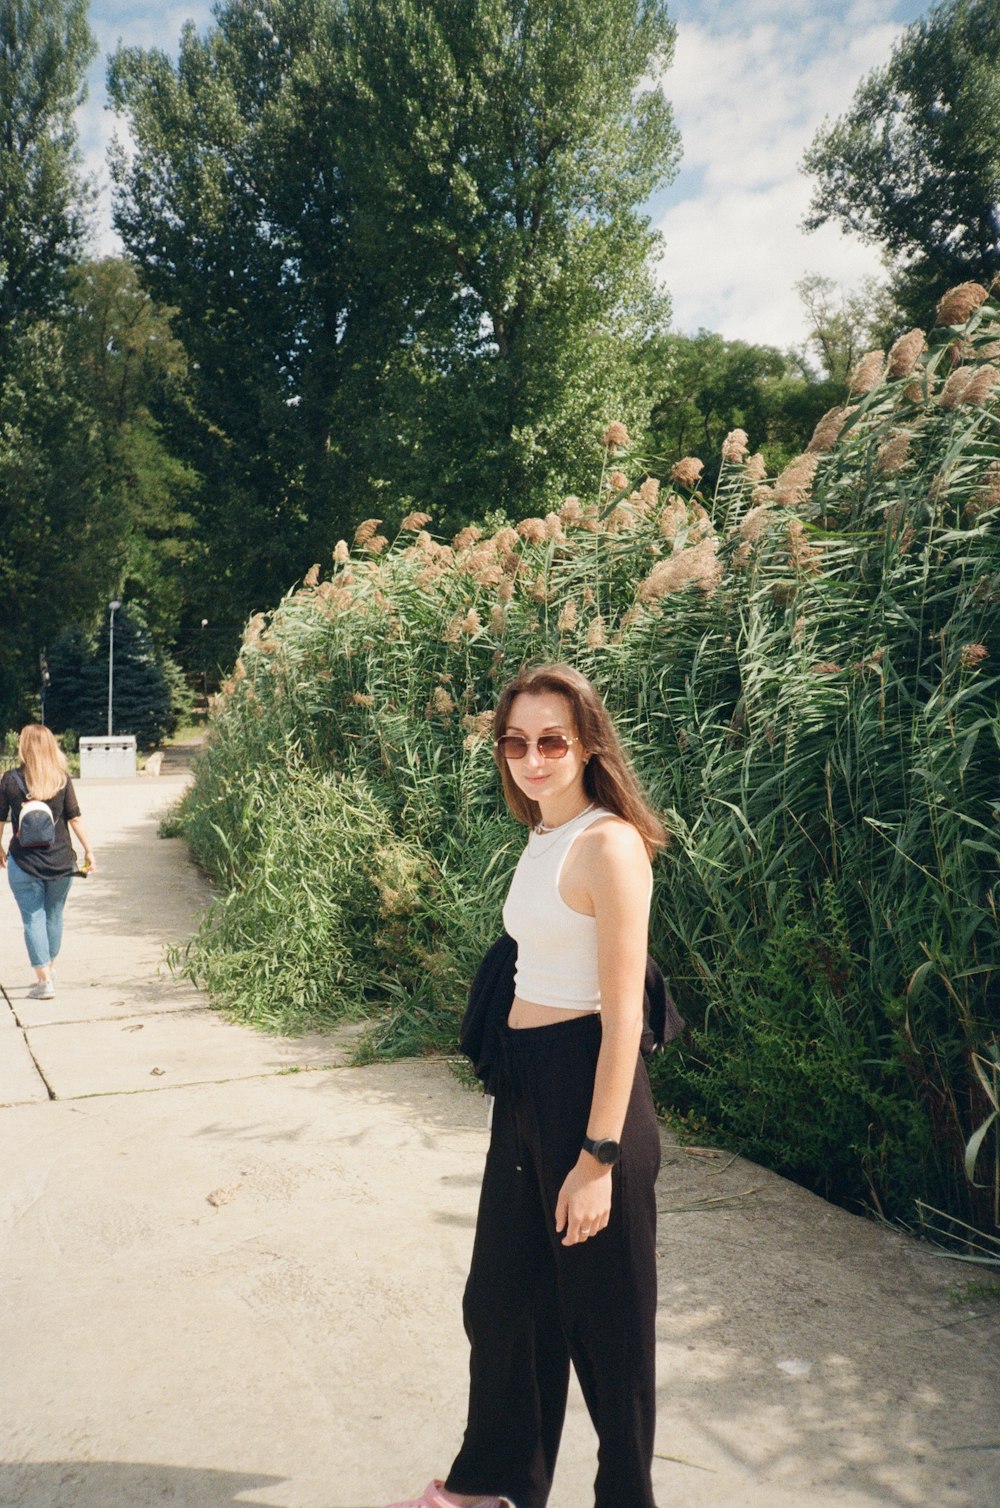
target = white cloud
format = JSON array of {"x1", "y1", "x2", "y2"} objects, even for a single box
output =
[{"x1": 654, "y1": 1, "x2": 922, "y2": 346}]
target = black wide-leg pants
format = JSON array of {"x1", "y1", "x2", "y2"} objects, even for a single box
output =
[{"x1": 446, "y1": 1015, "x2": 661, "y2": 1508}]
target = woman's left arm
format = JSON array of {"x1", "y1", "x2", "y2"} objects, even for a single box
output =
[{"x1": 554, "y1": 822, "x2": 651, "y2": 1246}]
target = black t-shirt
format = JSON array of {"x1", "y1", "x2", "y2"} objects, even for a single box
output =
[{"x1": 0, "y1": 768, "x2": 81, "y2": 879}]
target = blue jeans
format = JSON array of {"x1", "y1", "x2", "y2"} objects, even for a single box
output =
[{"x1": 7, "y1": 856, "x2": 73, "y2": 969}]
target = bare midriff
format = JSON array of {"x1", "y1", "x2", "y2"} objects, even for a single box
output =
[{"x1": 507, "y1": 995, "x2": 599, "y2": 1029}]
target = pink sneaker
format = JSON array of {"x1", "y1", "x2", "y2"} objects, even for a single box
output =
[{"x1": 382, "y1": 1483, "x2": 513, "y2": 1508}]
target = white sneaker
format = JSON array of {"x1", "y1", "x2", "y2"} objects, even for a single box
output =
[{"x1": 27, "y1": 980, "x2": 55, "y2": 1000}]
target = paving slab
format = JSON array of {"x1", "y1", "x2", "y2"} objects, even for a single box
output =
[
  {"x1": 10, "y1": 978, "x2": 207, "y2": 1028},
  {"x1": 26, "y1": 1009, "x2": 352, "y2": 1098},
  {"x1": 0, "y1": 1000, "x2": 48, "y2": 1106}
]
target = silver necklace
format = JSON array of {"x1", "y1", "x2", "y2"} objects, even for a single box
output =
[{"x1": 534, "y1": 801, "x2": 596, "y2": 836}]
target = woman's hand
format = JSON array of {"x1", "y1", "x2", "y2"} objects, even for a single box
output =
[
  {"x1": 555, "y1": 1156, "x2": 612, "y2": 1246},
  {"x1": 83, "y1": 850, "x2": 97, "y2": 874}
]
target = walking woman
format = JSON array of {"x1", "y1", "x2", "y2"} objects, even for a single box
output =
[
  {"x1": 0, "y1": 725, "x2": 96, "y2": 1000},
  {"x1": 385, "y1": 663, "x2": 666, "y2": 1508}
]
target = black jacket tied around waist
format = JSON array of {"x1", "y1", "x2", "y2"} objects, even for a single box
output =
[{"x1": 459, "y1": 932, "x2": 685, "y2": 1096}]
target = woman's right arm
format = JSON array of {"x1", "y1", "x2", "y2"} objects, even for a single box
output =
[{"x1": 68, "y1": 816, "x2": 97, "y2": 873}]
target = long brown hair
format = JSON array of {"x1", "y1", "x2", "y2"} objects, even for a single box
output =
[
  {"x1": 17, "y1": 724, "x2": 69, "y2": 802},
  {"x1": 493, "y1": 662, "x2": 666, "y2": 859}
]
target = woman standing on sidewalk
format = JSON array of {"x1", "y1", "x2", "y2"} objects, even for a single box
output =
[
  {"x1": 384, "y1": 663, "x2": 666, "y2": 1508},
  {"x1": 0, "y1": 724, "x2": 96, "y2": 1000}
]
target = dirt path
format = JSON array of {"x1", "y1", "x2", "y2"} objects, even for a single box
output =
[{"x1": 1, "y1": 776, "x2": 996, "y2": 1508}]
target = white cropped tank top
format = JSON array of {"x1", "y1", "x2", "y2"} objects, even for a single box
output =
[{"x1": 502, "y1": 806, "x2": 616, "y2": 1011}]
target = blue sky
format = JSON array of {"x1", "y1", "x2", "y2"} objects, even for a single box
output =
[{"x1": 81, "y1": 0, "x2": 929, "y2": 349}]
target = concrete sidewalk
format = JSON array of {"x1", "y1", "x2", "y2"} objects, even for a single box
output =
[{"x1": 1, "y1": 777, "x2": 997, "y2": 1508}]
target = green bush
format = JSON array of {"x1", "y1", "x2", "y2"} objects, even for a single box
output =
[{"x1": 176, "y1": 291, "x2": 1000, "y2": 1242}]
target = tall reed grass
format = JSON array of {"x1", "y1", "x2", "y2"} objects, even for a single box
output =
[{"x1": 175, "y1": 290, "x2": 1000, "y2": 1241}]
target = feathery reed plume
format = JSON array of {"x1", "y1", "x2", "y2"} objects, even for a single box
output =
[
  {"x1": 639, "y1": 537, "x2": 721, "y2": 599},
  {"x1": 638, "y1": 476, "x2": 661, "y2": 506},
  {"x1": 938, "y1": 366, "x2": 975, "y2": 409},
  {"x1": 737, "y1": 505, "x2": 772, "y2": 543},
  {"x1": 876, "y1": 430, "x2": 914, "y2": 476},
  {"x1": 489, "y1": 605, "x2": 507, "y2": 634},
  {"x1": 400, "y1": 510, "x2": 432, "y2": 531},
  {"x1": 774, "y1": 453, "x2": 818, "y2": 507},
  {"x1": 364, "y1": 535, "x2": 389, "y2": 555},
  {"x1": 670, "y1": 456, "x2": 704, "y2": 489},
  {"x1": 810, "y1": 662, "x2": 843, "y2": 674},
  {"x1": 658, "y1": 495, "x2": 687, "y2": 539},
  {"x1": 517, "y1": 517, "x2": 548, "y2": 544},
  {"x1": 465, "y1": 549, "x2": 504, "y2": 587},
  {"x1": 430, "y1": 685, "x2": 456, "y2": 715},
  {"x1": 350, "y1": 691, "x2": 374, "y2": 707},
  {"x1": 557, "y1": 601, "x2": 578, "y2": 633},
  {"x1": 544, "y1": 512, "x2": 566, "y2": 540},
  {"x1": 607, "y1": 469, "x2": 629, "y2": 493},
  {"x1": 303, "y1": 563, "x2": 320, "y2": 588},
  {"x1": 935, "y1": 282, "x2": 989, "y2": 326},
  {"x1": 787, "y1": 518, "x2": 820, "y2": 572},
  {"x1": 887, "y1": 328, "x2": 927, "y2": 378},
  {"x1": 744, "y1": 452, "x2": 768, "y2": 482},
  {"x1": 586, "y1": 616, "x2": 607, "y2": 648},
  {"x1": 959, "y1": 643, "x2": 988, "y2": 670},
  {"x1": 961, "y1": 364, "x2": 999, "y2": 406},
  {"x1": 722, "y1": 428, "x2": 749, "y2": 463},
  {"x1": 452, "y1": 525, "x2": 483, "y2": 552},
  {"x1": 807, "y1": 406, "x2": 848, "y2": 453},
  {"x1": 354, "y1": 518, "x2": 382, "y2": 546},
  {"x1": 333, "y1": 540, "x2": 350, "y2": 563},
  {"x1": 559, "y1": 495, "x2": 584, "y2": 525},
  {"x1": 849, "y1": 350, "x2": 885, "y2": 396},
  {"x1": 243, "y1": 613, "x2": 266, "y2": 645},
  {"x1": 601, "y1": 421, "x2": 631, "y2": 451}
]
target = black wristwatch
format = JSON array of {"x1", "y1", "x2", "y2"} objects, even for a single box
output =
[{"x1": 582, "y1": 1134, "x2": 621, "y2": 1167}]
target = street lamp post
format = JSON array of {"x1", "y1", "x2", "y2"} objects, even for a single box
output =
[{"x1": 107, "y1": 600, "x2": 121, "y2": 737}]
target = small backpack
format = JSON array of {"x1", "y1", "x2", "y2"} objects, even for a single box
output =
[{"x1": 12, "y1": 772, "x2": 57, "y2": 849}]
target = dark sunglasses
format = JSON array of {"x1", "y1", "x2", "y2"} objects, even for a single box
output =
[{"x1": 494, "y1": 734, "x2": 579, "y2": 761}]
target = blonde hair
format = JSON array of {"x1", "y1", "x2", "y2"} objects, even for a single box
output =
[
  {"x1": 493, "y1": 662, "x2": 666, "y2": 860},
  {"x1": 17, "y1": 724, "x2": 69, "y2": 802}
]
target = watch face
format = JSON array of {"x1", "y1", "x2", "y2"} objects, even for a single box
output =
[{"x1": 594, "y1": 1138, "x2": 620, "y2": 1166}]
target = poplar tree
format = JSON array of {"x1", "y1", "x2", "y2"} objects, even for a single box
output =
[
  {"x1": 0, "y1": 0, "x2": 95, "y2": 341},
  {"x1": 803, "y1": 0, "x2": 1000, "y2": 326}
]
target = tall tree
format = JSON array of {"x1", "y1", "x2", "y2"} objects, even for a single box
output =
[
  {"x1": 107, "y1": 0, "x2": 368, "y2": 650},
  {"x1": 793, "y1": 274, "x2": 899, "y2": 385},
  {"x1": 0, "y1": 320, "x2": 117, "y2": 726},
  {"x1": 0, "y1": 0, "x2": 96, "y2": 345},
  {"x1": 63, "y1": 259, "x2": 199, "y2": 650},
  {"x1": 803, "y1": 0, "x2": 1000, "y2": 327},
  {"x1": 345, "y1": 0, "x2": 680, "y2": 516},
  {"x1": 0, "y1": 0, "x2": 105, "y2": 729},
  {"x1": 108, "y1": 0, "x2": 681, "y2": 653}
]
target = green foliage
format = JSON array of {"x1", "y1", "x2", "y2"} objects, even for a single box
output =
[
  {"x1": 343, "y1": 0, "x2": 681, "y2": 518},
  {"x1": 63, "y1": 259, "x2": 200, "y2": 647},
  {"x1": 176, "y1": 290, "x2": 1000, "y2": 1242},
  {"x1": 107, "y1": 0, "x2": 681, "y2": 642},
  {"x1": 45, "y1": 607, "x2": 180, "y2": 749},
  {"x1": 803, "y1": 0, "x2": 1000, "y2": 327},
  {"x1": 642, "y1": 329, "x2": 833, "y2": 480},
  {"x1": 0, "y1": 0, "x2": 96, "y2": 336},
  {"x1": 0, "y1": 321, "x2": 119, "y2": 729}
]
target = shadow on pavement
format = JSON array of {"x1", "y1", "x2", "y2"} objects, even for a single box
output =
[{"x1": 0, "y1": 1461, "x2": 285, "y2": 1508}]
